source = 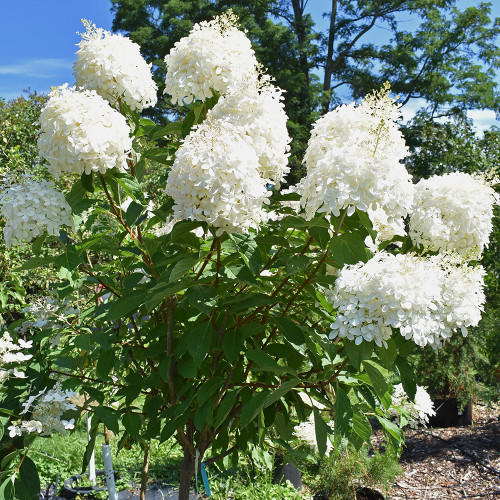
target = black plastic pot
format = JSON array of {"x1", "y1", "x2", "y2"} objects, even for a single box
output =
[
  {"x1": 61, "y1": 470, "x2": 114, "y2": 499},
  {"x1": 428, "y1": 398, "x2": 473, "y2": 428}
]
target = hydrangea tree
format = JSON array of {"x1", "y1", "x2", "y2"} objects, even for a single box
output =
[{"x1": 0, "y1": 12, "x2": 498, "y2": 500}]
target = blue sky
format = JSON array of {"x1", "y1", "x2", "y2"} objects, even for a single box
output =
[{"x1": 0, "y1": 0, "x2": 498, "y2": 130}]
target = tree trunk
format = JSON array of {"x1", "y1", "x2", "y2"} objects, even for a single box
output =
[{"x1": 178, "y1": 445, "x2": 195, "y2": 500}]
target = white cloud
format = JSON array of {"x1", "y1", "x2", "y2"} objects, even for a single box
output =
[
  {"x1": 0, "y1": 58, "x2": 71, "y2": 78},
  {"x1": 467, "y1": 109, "x2": 498, "y2": 133}
]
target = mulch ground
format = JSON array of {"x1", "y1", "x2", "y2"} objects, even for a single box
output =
[{"x1": 388, "y1": 402, "x2": 500, "y2": 499}]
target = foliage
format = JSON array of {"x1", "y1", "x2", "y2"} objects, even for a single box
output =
[
  {"x1": 0, "y1": 92, "x2": 48, "y2": 180},
  {"x1": 301, "y1": 444, "x2": 403, "y2": 500}
]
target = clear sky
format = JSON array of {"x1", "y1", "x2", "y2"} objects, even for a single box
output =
[{"x1": 0, "y1": 0, "x2": 498, "y2": 130}]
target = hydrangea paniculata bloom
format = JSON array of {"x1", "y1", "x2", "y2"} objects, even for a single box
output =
[
  {"x1": 365, "y1": 208, "x2": 406, "y2": 251},
  {"x1": 8, "y1": 382, "x2": 77, "y2": 437},
  {"x1": 300, "y1": 85, "x2": 413, "y2": 221},
  {"x1": 164, "y1": 11, "x2": 258, "y2": 104},
  {"x1": 165, "y1": 122, "x2": 270, "y2": 234},
  {"x1": 0, "y1": 177, "x2": 73, "y2": 248},
  {"x1": 0, "y1": 332, "x2": 32, "y2": 382},
  {"x1": 74, "y1": 20, "x2": 157, "y2": 111},
  {"x1": 409, "y1": 172, "x2": 499, "y2": 257},
  {"x1": 38, "y1": 85, "x2": 132, "y2": 178},
  {"x1": 389, "y1": 384, "x2": 435, "y2": 428},
  {"x1": 208, "y1": 77, "x2": 290, "y2": 182},
  {"x1": 328, "y1": 252, "x2": 485, "y2": 347}
]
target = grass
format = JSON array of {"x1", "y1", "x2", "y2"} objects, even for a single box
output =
[{"x1": 32, "y1": 419, "x2": 402, "y2": 499}]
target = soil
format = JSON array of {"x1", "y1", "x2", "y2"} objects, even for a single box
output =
[{"x1": 388, "y1": 401, "x2": 500, "y2": 499}]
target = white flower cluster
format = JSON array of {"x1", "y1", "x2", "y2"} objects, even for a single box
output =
[
  {"x1": 164, "y1": 11, "x2": 258, "y2": 104},
  {"x1": 74, "y1": 20, "x2": 157, "y2": 111},
  {"x1": 410, "y1": 172, "x2": 499, "y2": 258},
  {"x1": 294, "y1": 416, "x2": 334, "y2": 455},
  {"x1": 0, "y1": 332, "x2": 32, "y2": 382},
  {"x1": 389, "y1": 384, "x2": 435, "y2": 428},
  {"x1": 328, "y1": 252, "x2": 485, "y2": 347},
  {"x1": 165, "y1": 122, "x2": 270, "y2": 234},
  {"x1": 365, "y1": 208, "x2": 406, "y2": 252},
  {"x1": 38, "y1": 84, "x2": 132, "y2": 178},
  {"x1": 300, "y1": 86, "x2": 413, "y2": 221},
  {"x1": 8, "y1": 383, "x2": 77, "y2": 437},
  {"x1": 0, "y1": 177, "x2": 73, "y2": 248},
  {"x1": 208, "y1": 79, "x2": 290, "y2": 182}
]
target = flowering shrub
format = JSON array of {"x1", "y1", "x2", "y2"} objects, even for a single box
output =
[{"x1": 0, "y1": 11, "x2": 498, "y2": 500}]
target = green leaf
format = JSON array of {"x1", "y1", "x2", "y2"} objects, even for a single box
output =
[
  {"x1": 376, "y1": 415, "x2": 403, "y2": 443},
  {"x1": 112, "y1": 172, "x2": 144, "y2": 202},
  {"x1": 285, "y1": 255, "x2": 310, "y2": 275},
  {"x1": 66, "y1": 179, "x2": 86, "y2": 210},
  {"x1": 31, "y1": 232, "x2": 47, "y2": 256},
  {"x1": 197, "y1": 378, "x2": 222, "y2": 407},
  {"x1": 229, "y1": 233, "x2": 262, "y2": 275},
  {"x1": 177, "y1": 355, "x2": 198, "y2": 378},
  {"x1": 356, "y1": 208, "x2": 377, "y2": 241},
  {"x1": 82, "y1": 420, "x2": 98, "y2": 473},
  {"x1": 313, "y1": 406, "x2": 331, "y2": 457},
  {"x1": 15, "y1": 456, "x2": 39, "y2": 500},
  {"x1": 169, "y1": 257, "x2": 198, "y2": 282},
  {"x1": 350, "y1": 411, "x2": 372, "y2": 450},
  {"x1": 363, "y1": 361, "x2": 391, "y2": 409},
  {"x1": 181, "y1": 109, "x2": 197, "y2": 138},
  {"x1": 96, "y1": 350, "x2": 116, "y2": 379},
  {"x1": 214, "y1": 390, "x2": 239, "y2": 429},
  {"x1": 334, "y1": 387, "x2": 353, "y2": 436},
  {"x1": 14, "y1": 256, "x2": 54, "y2": 271},
  {"x1": 107, "y1": 290, "x2": 147, "y2": 321},
  {"x1": 93, "y1": 406, "x2": 120, "y2": 434},
  {"x1": 134, "y1": 158, "x2": 147, "y2": 182},
  {"x1": 81, "y1": 172, "x2": 94, "y2": 193},
  {"x1": 240, "y1": 391, "x2": 269, "y2": 428},
  {"x1": 272, "y1": 317, "x2": 305, "y2": 346},
  {"x1": 264, "y1": 379, "x2": 299, "y2": 407},
  {"x1": 395, "y1": 356, "x2": 417, "y2": 401},
  {"x1": 221, "y1": 330, "x2": 243, "y2": 362},
  {"x1": 377, "y1": 338, "x2": 398, "y2": 369},
  {"x1": 187, "y1": 322, "x2": 215, "y2": 367},
  {"x1": 0, "y1": 477, "x2": 14, "y2": 500},
  {"x1": 309, "y1": 225, "x2": 331, "y2": 249},
  {"x1": 343, "y1": 339, "x2": 373, "y2": 370},
  {"x1": 185, "y1": 286, "x2": 217, "y2": 316},
  {"x1": 125, "y1": 201, "x2": 144, "y2": 226},
  {"x1": 142, "y1": 147, "x2": 170, "y2": 164},
  {"x1": 330, "y1": 232, "x2": 368, "y2": 266}
]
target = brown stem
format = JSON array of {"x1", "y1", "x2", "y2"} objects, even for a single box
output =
[
  {"x1": 167, "y1": 297, "x2": 176, "y2": 405},
  {"x1": 195, "y1": 237, "x2": 218, "y2": 280},
  {"x1": 140, "y1": 443, "x2": 150, "y2": 500},
  {"x1": 204, "y1": 446, "x2": 237, "y2": 466}
]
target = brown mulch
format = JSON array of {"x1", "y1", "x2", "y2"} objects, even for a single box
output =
[{"x1": 388, "y1": 402, "x2": 500, "y2": 499}]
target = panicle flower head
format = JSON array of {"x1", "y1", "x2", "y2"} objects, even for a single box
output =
[
  {"x1": 38, "y1": 84, "x2": 132, "y2": 178},
  {"x1": 409, "y1": 172, "x2": 499, "y2": 258},
  {"x1": 165, "y1": 121, "x2": 270, "y2": 235},
  {"x1": 208, "y1": 76, "x2": 291, "y2": 182},
  {"x1": 74, "y1": 20, "x2": 157, "y2": 111},
  {"x1": 328, "y1": 252, "x2": 485, "y2": 348},
  {"x1": 389, "y1": 384, "x2": 435, "y2": 428},
  {"x1": 0, "y1": 176, "x2": 73, "y2": 248},
  {"x1": 0, "y1": 332, "x2": 32, "y2": 382},
  {"x1": 164, "y1": 11, "x2": 259, "y2": 105},
  {"x1": 8, "y1": 382, "x2": 77, "y2": 437},
  {"x1": 365, "y1": 208, "x2": 406, "y2": 252},
  {"x1": 300, "y1": 84, "x2": 412, "y2": 221}
]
